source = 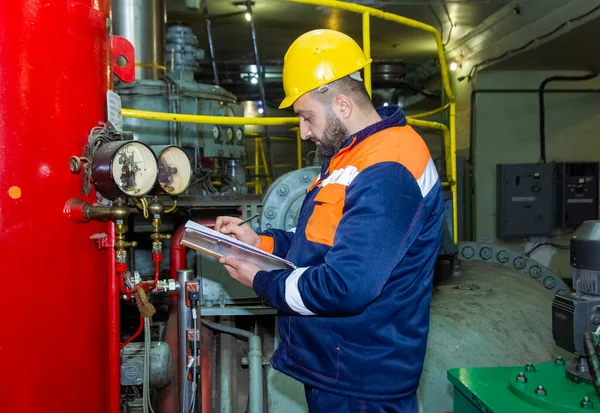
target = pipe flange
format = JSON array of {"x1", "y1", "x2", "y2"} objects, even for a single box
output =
[{"x1": 457, "y1": 242, "x2": 569, "y2": 294}]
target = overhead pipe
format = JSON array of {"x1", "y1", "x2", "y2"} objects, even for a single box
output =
[
  {"x1": 200, "y1": 319, "x2": 264, "y2": 413},
  {"x1": 202, "y1": 0, "x2": 220, "y2": 86},
  {"x1": 245, "y1": 0, "x2": 276, "y2": 180}
]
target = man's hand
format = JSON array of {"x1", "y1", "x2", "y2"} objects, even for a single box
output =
[
  {"x1": 219, "y1": 256, "x2": 262, "y2": 288},
  {"x1": 215, "y1": 216, "x2": 260, "y2": 248}
]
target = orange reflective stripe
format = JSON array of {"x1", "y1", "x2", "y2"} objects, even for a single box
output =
[
  {"x1": 305, "y1": 184, "x2": 346, "y2": 246},
  {"x1": 348, "y1": 126, "x2": 431, "y2": 180},
  {"x1": 258, "y1": 235, "x2": 275, "y2": 253}
]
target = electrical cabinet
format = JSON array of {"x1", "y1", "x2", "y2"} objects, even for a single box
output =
[
  {"x1": 496, "y1": 163, "x2": 555, "y2": 238},
  {"x1": 556, "y1": 162, "x2": 599, "y2": 228}
]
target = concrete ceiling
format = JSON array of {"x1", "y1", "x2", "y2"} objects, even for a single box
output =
[{"x1": 490, "y1": 14, "x2": 600, "y2": 71}]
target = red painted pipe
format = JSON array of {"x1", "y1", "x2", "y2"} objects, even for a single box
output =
[
  {"x1": 108, "y1": 221, "x2": 120, "y2": 413},
  {"x1": 201, "y1": 327, "x2": 213, "y2": 413}
]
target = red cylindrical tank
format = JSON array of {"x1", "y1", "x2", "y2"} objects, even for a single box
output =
[{"x1": 0, "y1": 1, "x2": 112, "y2": 412}]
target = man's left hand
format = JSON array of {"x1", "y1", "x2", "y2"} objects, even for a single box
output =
[{"x1": 219, "y1": 256, "x2": 262, "y2": 288}]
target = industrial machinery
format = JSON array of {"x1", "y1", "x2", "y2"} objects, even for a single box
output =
[{"x1": 447, "y1": 220, "x2": 600, "y2": 413}]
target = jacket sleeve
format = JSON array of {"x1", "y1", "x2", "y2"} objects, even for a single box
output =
[
  {"x1": 253, "y1": 162, "x2": 442, "y2": 316},
  {"x1": 256, "y1": 228, "x2": 296, "y2": 259}
]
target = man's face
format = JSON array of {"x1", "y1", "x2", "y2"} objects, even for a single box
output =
[{"x1": 293, "y1": 93, "x2": 349, "y2": 157}]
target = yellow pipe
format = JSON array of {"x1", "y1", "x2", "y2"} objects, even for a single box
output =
[
  {"x1": 449, "y1": 102, "x2": 458, "y2": 244},
  {"x1": 288, "y1": 0, "x2": 454, "y2": 102},
  {"x1": 254, "y1": 137, "x2": 261, "y2": 195},
  {"x1": 407, "y1": 103, "x2": 451, "y2": 120},
  {"x1": 362, "y1": 12, "x2": 372, "y2": 97},
  {"x1": 121, "y1": 108, "x2": 299, "y2": 126}
]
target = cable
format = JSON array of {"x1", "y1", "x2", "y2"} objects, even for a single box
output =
[
  {"x1": 525, "y1": 242, "x2": 569, "y2": 257},
  {"x1": 164, "y1": 200, "x2": 177, "y2": 214},
  {"x1": 538, "y1": 73, "x2": 598, "y2": 163},
  {"x1": 143, "y1": 317, "x2": 155, "y2": 413},
  {"x1": 460, "y1": 4, "x2": 600, "y2": 82},
  {"x1": 120, "y1": 314, "x2": 144, "y2": 350}
]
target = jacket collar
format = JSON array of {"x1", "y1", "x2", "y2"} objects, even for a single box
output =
[{"x1": 320, "y1": 105, "x2": 407, "y2": 175}]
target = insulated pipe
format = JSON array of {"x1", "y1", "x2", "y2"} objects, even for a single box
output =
[
  {"x1": 200, "y1": 319, "x2": 264, "y2": 413},
  {"x1": 219, "y1": 320, "x2": 234, "y2": 413},
  {"x1": 177, "y1": 269, "x2": 194, "y2": 412},
  {"x1": 108, "y1": 222, "x2": 121, "y2": 413}
]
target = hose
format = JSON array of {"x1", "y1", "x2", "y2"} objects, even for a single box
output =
[{"x1": 143, "y1": 317, "x2": 156, "y2": 413}]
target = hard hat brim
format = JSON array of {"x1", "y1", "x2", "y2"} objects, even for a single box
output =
[{"x1": 278, "y1": 95, "x2": 296, "y2": 109}]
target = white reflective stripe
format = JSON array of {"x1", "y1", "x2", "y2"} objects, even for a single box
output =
[
  {"x1": 288, "y1": 227, "x2": 296, "y2": 233},
  {"x1": 417, "y1": 158, "x2": 439, "y2": 198},
  {"x1": 321, "y1": 166, "x2": 359, "y2": 188},
  {"x1": 284, "y1": 267, "x2": 315, "y2": 316}
]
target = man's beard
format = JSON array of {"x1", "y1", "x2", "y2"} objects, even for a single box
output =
[{"x1": 316, "y1": 110, "x2": 350, "y2": 158}]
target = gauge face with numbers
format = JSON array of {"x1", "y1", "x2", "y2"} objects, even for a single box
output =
[
  {"x1": 226, "y1": 127, "x2": 234, "y2": 142},
  {"x1": 157, "y1": 146, "x2": 192, "y2": 195},
  {"x1": 212, "y1": 125, "x2": 220, "y2": 139},
  {"x1": 235, "y1": 128, "x2": 244, "y2": 142},
  {"x1": 110, "y1": 142, "x2": 158, "y2": 196}
]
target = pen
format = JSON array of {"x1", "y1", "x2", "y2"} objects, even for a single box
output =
[{"x1": 238, "y1": 212, "x2": 260, "y2": 226}]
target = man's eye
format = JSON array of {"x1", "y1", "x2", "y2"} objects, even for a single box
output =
[{"x1": 303, "y1": 117, "x2": 311, "y2": 122}]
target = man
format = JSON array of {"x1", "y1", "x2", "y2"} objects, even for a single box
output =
[{"x1": 216, "y1": 29, "x2": 444, "y2": 412}]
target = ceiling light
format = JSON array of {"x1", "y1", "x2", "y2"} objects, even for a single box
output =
[
  {"x1": 245, "y1": 12, "x2": 252, "y2": 21},
  {"x1": 449, "y1": 62, "x2": 458, "y2": 71},
  {"x1": 250, "y1": 77, "x2": 258, "y2": 85},
  {"x1": 258, "y1": 108, "x2": 264, "y2": 114}
]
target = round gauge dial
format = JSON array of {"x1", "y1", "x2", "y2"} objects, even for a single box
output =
[
  {"x1": 235, "y1": 128, "x2": 244, "y2": 142},
  {"x1": 226, "y1": 127, "x2": 234, "y2": 142},
  {"x1": 91, "y1": 141, "x2": 158, "y2": 200},
  {"x1": 212, "y1": 125, "x2": 221, "y2": 139},
  {"x1": 156, "y1": 146, "x2": 192, "y2": 195}
]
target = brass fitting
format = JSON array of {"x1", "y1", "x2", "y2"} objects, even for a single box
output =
[
  {"x1": 115, "y1": 221, "x2": 138, "y2": 252},
  {"x1": 64, "y1": 197, "x2": 136, "y2": 222}
]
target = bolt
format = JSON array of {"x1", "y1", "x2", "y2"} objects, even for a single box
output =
[
  {"x1": 516, "y1": 372, "x2": 528, "y2": 383},
  {"x1": 525, "y1": 362, "x2": 536, "y2": 372},
  {"x1": 555, "y1": 355, "x2": 565, "y2": 366},
  {"x1": 581, "y1": 396, "x2": 594, "y2": 409},
  {"x1": 534, "y1": 385, "x2": 547, "y2": 397}
]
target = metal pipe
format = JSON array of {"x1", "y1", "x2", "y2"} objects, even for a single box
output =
[
  {"x1": 219, "y1": 320, "x2": 234, "y2": 413},
  {"x1": 248, "y1": 335, "x2": 263, "y2": 413},
  {"x1": 362, "y1": 12, "x2": 371, "y2": 97},
  {"x1": 246, "y1": 0, "x2": 275, "y2": 180},
  {"x1": 177, "y1": 269, "x2": 194, "y2": 412},
  {"x1": 449, "y1": 102, "x2": 458, "y2": 244},
  {"x1": 199, "y1": 319, "x2": 263, "y2": 413},
  {"x1": 111, "y1": 0, "x2": 167, "y2": 80},
  {"x1": 201, "y1": 327, "x2": 213, "y2": 413},
  {"x1": 107, "y1": 222, "x2": 120, "y2": 413},
  {"x1": 202, "y1": 0, "x2": 220, "y2": 86}
]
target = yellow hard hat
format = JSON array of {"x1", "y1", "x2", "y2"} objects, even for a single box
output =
[{"x1": 279, "y1": 29, "x2": 372, "y2": 109}]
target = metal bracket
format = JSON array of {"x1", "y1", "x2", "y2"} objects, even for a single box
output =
[
  {"x1": 111, "y1": 35, "x2": 135, "y2": 83},
  {"x1": 458, "y1": 242, "x2": 570, "y2": 294}
]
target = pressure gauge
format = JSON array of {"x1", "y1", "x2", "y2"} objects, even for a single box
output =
[
  {"x1": 226, "y1": 127, "x2": 234, "y2": 142},
  {"x1": 91, "y1": 141, "x2": 158, "y2": 200},
  {"x1": 151, "y1": 145, "x2": 192, "y2": 196},
  {"x1": 212, "y1": 125, "x2": 221, "y2": 140},
  {"x1": 235, "y1": 128, "x2": 244, "y2": 143}
]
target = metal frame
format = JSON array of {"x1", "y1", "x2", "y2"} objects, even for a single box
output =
[{"x1": 121, "y1": 0, "x2": 459, "y2": 243}]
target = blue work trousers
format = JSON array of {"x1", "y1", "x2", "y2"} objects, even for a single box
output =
[{"x1": 304, "y1": 387, "x2": 418, "y2": 413}]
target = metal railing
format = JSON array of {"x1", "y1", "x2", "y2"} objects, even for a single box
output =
[{"x1": 121, "y1": 0, "x2": 458, "y2": 244}]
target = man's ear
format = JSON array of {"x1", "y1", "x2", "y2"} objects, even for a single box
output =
[{"x1": 332, "y1": 94, "x2": 353, "y2": 120}]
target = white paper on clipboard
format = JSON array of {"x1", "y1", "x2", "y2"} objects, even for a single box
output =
[{"x1": 181, "y1": 221, "x2": 296, "y2": 272}]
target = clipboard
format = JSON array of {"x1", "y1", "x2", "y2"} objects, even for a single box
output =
[{"x1": 181, "y1": 221, "x2": 296, "y2": 272}]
